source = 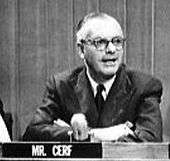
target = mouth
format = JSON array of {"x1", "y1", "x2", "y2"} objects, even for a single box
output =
[
  {"x1": 102, "y1": 58, "x2": 117, "y2": 62},
  {"x1": 102, "y1": 58, "x2": 118, "y2": 66}
]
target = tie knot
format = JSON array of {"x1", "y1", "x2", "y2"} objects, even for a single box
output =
[{"x1": 97, "y1": 84, "x2": 105, "y2": 93}]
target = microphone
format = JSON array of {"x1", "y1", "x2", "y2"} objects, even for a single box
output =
[{"x1": 70, "y1": 113, "x2": 89, "y2": 141}]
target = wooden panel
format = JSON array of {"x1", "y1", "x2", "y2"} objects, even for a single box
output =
[
  {"x1": 73, "y1": 0, "x2": 100, "y2": 66},
  {"x1": 74, "y1": 0, "x2": 99, "y2": 24},
  {"x1": 99, "y1": 0, "x2": 125, "y2": 29},
  {"x1": 155, "y1": 0, "x2": 170, "y2": 141},
  {"x1": 45, "y1": 0, "x2": 74, "y2": 74},
  {"x1": 126, "y1": 0, "x2": 153, "y2": 74},
  {"x1": 103, "y1": 142, "x2": 169, "y2": 159},
  {"x1": 17, "y1": 0, "x2": 48, "y2": 138},
  {"x1": 17, "y1": 0, "x2": 75, "y2": 138},
  {"x1": 0, "y1": 0, "x2": 18, "y2": 139},
  {"x1": 0, "y1": 0, "x2": 15, "y2": 113}
]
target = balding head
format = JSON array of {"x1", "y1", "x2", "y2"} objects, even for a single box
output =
[{"x1": 76, "y1": 12, "x2": 123, "y2": 44}]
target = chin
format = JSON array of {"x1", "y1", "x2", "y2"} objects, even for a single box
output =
[
  {"x1": 103, "y1": 67, "x2": 118, "y2": 75},
  {"x1": 100, "y1": 70, "x2": 116, "y2": 79}
]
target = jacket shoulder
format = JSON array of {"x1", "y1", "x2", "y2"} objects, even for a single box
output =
[
  {"x1": 126, "y1": 68, "x2": 162, "y2": 93},
  {"x1": 50, "y1": 66, "x2": 84, "y2": 87}
]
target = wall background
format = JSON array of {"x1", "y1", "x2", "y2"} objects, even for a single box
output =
[{"x1": 0, "y1": 0, "x2": 170, "y2": 141}]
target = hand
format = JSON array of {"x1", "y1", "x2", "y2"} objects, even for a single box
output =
[
  {"x1": 70, "y1": 113, "x2": 89, "y2": 141},
  {"x1": 90, "y1": 123, "x2": 134, "y2": 141}
]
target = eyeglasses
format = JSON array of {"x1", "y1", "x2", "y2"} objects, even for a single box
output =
[{"x1": 80, "y1": 37, "x2": 126, "y2": 51}]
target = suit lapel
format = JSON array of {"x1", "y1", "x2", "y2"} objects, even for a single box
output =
[
  {"x1": 98, "y1": 65, "x2": 136, "y2": 127},
  {"x1": 73, "y1": 67, "x2": 99, "y2": 127},
  {"x1": 69, "y1": 65, "x2": 136, "y2": 128}
]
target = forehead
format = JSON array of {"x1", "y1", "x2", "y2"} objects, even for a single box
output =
[{"x1": 83, "y1": 17, "x2": 123, "y2": 39}]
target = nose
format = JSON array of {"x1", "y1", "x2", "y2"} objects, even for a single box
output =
[{"x1": 106, "y1": 41, "x2": 116, "y2": 54}]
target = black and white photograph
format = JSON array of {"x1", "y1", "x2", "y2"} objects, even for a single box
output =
[{"x1": 0, "y1": 0, "x2": 170, "y2": 160}]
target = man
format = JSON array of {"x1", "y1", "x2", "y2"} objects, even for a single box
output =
[{"x1": 23, "y1": 12, "x2": 163, "y2": 142}]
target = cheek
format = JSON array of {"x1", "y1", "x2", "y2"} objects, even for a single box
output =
[
  {"x1": 84, "y1": 48, "x2": 101, "y2": 62},
  {"x1": 117, "y1": 51, "x2": 123, "y2": 61}
]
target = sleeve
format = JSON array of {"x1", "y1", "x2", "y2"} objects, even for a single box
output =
[
  {"x1": 0, "y1": 114, "x2": 11, "y2": 142},
  {"x1": 119, "y1": 78, "x2": 163, "y2": 142},
  {"x1": 22, "y1": 75, "x2": 72, "y2": 141}
]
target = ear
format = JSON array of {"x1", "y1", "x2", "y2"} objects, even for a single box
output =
[
  {"x1": 77, "y1": 43, "x2": 84, "y2": 53},
  {"x1": 77, "y1": 44, "x2": 85, "y2": 59},
  {"x1": 80, "y1": 53, "x2": 85, "y2": 59}
]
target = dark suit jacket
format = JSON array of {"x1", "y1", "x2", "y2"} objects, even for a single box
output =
[{"x1": 23, "y1": 64, "x2": 163, "y2": 142}]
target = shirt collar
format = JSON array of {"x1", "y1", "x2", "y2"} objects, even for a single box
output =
[
  {"x1": 86, "y1": 67, "x2": 116, "y2": 97},
  {"x1": 103, "y1": 75, "x2": 116, "y2": 95}
]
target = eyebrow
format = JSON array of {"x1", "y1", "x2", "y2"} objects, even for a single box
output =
[{"x1": 90, "y1": 36, "x2": 123, "y2": 40}]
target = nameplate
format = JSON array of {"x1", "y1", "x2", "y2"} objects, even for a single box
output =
[{"x1": 2, "y1": 142, "x2": 102, "y2": 158}]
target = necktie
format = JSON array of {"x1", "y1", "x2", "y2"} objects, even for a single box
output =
[{"x1": 95, "y1": 84, "x2": 105, "y2": 113}]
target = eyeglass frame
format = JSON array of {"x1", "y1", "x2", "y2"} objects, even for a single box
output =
[{"x1": 80, "y1": 36, "x2": 126, "y2": 51}]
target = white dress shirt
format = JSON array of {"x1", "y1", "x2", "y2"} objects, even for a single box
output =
[{"x1": 86, "y1": 69, "x2": 116, "y2": 100}]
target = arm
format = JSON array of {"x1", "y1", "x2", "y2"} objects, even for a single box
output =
[
  {"x1": 90, "y1": 122, "x2": 134, "y2": 142},
  {"x1": 117, "y1": 78, "x2": 163, "y2": 142},
  {"x1": 23, "y1": 76, "x2": 72, "y2": 141},
  {"x1": 132, "y1": 78, "x2": 163, "y2": 142},
  {"x1": 90, "y1": 78, "x2": 163, "y2": 142}
]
